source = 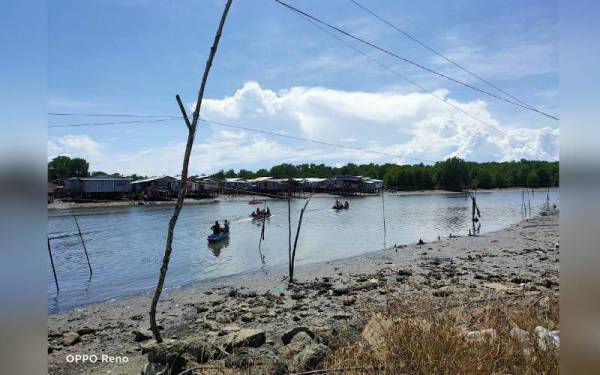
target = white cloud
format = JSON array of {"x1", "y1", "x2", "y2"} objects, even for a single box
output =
[
  {"x1": 48, "y1": 134, "x2": 103, "y2": 159},
  {"x1": 198, "y1": 81, "x2": 558, "y2": 165}
]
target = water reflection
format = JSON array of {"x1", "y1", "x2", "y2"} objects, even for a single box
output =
[{"x1": 207, "y1": 238, "x2": 230, "y2": 257}]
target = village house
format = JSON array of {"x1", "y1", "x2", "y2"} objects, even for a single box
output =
[
  {"x1": 64, "y1": 176, "x2": 131, "y2": 200},
  {"x1": 131, "y1": 176, "x2": 179, "y2": 200}
]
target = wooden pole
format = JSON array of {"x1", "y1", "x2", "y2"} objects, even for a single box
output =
[
  {"x1": 48, "y1": 237, "x2": 59, "y2": 293},
  {"x1": 287, "y1": 194, "x2": 292, "y2": 282},
  {"x1": 149, "y1": 0, "x2": 233, "y2": 343},
  {"x1": 381, "y1": 183, "x2": 386, "y2": 248},
  {"x1": 290, "y1": 197, "x2": 312, "y2": 282},
  {"x1": 73, "y1": 215, "x2": 92, "y2": 275}
]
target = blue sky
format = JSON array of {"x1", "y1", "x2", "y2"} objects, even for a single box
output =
[{"x1": 47, "y1": 0, "x2": 559, "y2": 176}]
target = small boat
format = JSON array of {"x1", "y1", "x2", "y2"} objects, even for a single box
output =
[
  {"x1": 207, "y1": 230, "x2": 229, "y2": 242},
  {"x1": 250, "y1": 212, "x2": 272, "y2": 220},
  {"x1": 332, "y1": 202, "x2": 350, "y2": 210},
  {"x1": 248, "y1": 198, "x2": 265, "y2": 205}
]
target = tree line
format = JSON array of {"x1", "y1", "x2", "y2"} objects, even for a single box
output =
[
  {"x1": 212, "y1": 157, "x2": 558, "y2": 191},
  {"x1": 49, "y1": 156, "x2": 558, "y2": 191}
]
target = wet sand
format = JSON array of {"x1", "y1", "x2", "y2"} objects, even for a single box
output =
[{"x1": 48, "y1": 209, "x2": 559, "y2": 374}]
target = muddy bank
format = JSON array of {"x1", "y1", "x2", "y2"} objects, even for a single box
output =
[{"x1": 48, "y1": 210, "x2": 559, "y2": 374}]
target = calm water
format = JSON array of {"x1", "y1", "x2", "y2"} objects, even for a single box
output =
[{"x1": 47, "y1": 190, "x2": 557, "y2": 313}]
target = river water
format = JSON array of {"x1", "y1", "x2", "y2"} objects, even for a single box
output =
[{"x1": 47, "y1": 189, "x2": 558, "y2": 313}]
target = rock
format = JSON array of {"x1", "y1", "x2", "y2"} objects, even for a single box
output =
[
  {"x1": 510, "y1": 327, "x2": 529, "y2": 344},
  {"x1": 241, "y1": 312, "x2": 255, "y2": 322},
  {"x1": 282, "y1": 327, "x2": 315, "y2": 345},
  {"x1": 182, "y1": 337, "x2": 224, "y2": 363},
  {"x1": 332, "y1": 287, "x2": 349, "y2": 296},
  {"x1": 464, "y1": 328, "x2": 497, "y2": 342},
  {"x1": 62, "y1": 332, "x2": 80, "y2": 346},
  {"x1": 141, "y1": 362, "x2": 166, "y2": 375},
  {"x1": 534, "y1": 326, "x2": 559, "y2": 350},
  {"x1": 432, "y1": 290, "x2": 452, "y2": 297},
  {"x1": 76, "y1": 326, "x2": 97, "y2": 336},
  {"x1": 48, "y1": 344, "x2": 61, "y2": 354},
  {"x1": 250, "y1": 306, "x2": 269, "y2": 315},
  {"x1": 195, "y1": 304, "x2": 209, "y2": 313},
  {"x1": 331, "y1": 313, "x2": 352, "y2": 320},
  {"x1": 224, "y1": 329, "x2": 266, "y2": 352},
  {"x1": 362, "y1": 314, "x2": 393, "y2": 349},
  {"x1": 290, "y1": 292, "x2": 306, "y2": 300},
  {"x1": 342, "y1": 296, "x2": 356, "y2": 306},
  {"x1": 133, "y1": 328, "x2": 154, "y2": 342},
  {"x1": 397, "y1": 269, "x2": 413, "y2": 277},
  {"x1": 130, "y1": 314, "x2": 144, "y2": 321}
]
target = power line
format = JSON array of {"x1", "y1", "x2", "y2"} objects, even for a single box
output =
[
  {"x1": 348, "y1": 0, "x2": 543, "y2": 113},
  {"x1": 273, "y1": 0, "x2": 558, "y2": 121},
  {"x1": 284, "y1": 5, "x2": 555, "y2": 160},
  {"x1": 48, "y1": 112, "x2": 180, "y2": 119},
  {"x1": 48, "y1": 118, "x2": 179, "y2": 128},
  {"x1": 47, "y1": 113, "x2": 435, "y2": 164},
  {"x1": 199, "y1": 118, "x2": 434, "y2": 163}
]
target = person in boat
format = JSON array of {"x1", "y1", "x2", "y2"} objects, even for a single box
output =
[
  {"x1": 344, "y1": 201, "x2": 349, "y2": 209},
  {"x1": 211, "y1": 221, "x2": 221, "y2": 235},
  {"x1": 266, "y1": 207, "x2": 270, "y2": 215},
  {"x1": 256, "y1": 207, "x2": 261, "y2": 216},
  {"x1": 223, "y1": 220, "x2": 229, "y2": 233}
]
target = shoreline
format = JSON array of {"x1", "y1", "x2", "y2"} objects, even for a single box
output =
[
  {"x1": 47, "y1": 187, "x2": 557, "y2": 211},
  {"x1": 48, "y1": 210, "x2": 559, "y2": 374}
]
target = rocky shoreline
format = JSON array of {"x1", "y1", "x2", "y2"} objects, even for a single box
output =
[{"x1": 48, "y1": 210, "x2": 559, "y2": 374}]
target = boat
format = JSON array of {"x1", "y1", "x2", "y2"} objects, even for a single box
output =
[
  {"x1": 332, "y1": 202, "x2": 350, "y2": 210},
  {"x1": 207, "y1": 230, "x2": 229, "y2": 243},
  {"x1": 250, "y1": 212, "x2": 272, "y2": 220},
  {"x1": 248, "y1": 198, "x2": 266, "y2": 205}
]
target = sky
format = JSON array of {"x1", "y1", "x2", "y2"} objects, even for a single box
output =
[{"x1": 47, "y1": 0, "x2": 559, "y2": 176}]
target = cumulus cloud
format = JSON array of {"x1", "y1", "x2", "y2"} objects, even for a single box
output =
[
  {"x1": 199, "y1": 81, "x2": 558, "y2": 164},
  {"x1": 48, "y1": 134, "x2": 103, "y2": 159}
]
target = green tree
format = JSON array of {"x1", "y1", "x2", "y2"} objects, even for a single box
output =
[
  {"x1": 437, "y1": 157, "x2": 469, "y2": 191},
  {"x1": 527, "y1": 170, "x2": 539, "y2": 187},
  {"x1": 48, "y1": 156, "x2": 89, "y2": 180}
]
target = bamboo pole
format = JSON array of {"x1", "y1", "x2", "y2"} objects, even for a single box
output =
[
  {"x1": 48, "y1": 237, "x2": 59, "y2": 293},
  {"x1": 73, "y1": 215, "x2": 92, "y2": 275},
  {"x1": 149, "y1": 0, "x2": 233, "y2": 343},
  {"x1": 287, "y1": 194, "x2": 292, "y2": 281}
]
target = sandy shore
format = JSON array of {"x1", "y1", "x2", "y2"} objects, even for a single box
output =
[{"x1": 48, "y1": 209, "x2": 559, "y2": 374}]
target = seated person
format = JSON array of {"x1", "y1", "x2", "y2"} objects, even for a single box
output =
[{"x1": 211, "y1": 221, "x2": 221, "y2": 235}]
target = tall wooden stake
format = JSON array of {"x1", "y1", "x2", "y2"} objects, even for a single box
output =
[
  {"x1": 149, "y1": 0, "x2": 233, "y2": 343},
  {"x1": 290, "y1": 195, "x2": 313, "y2": 284},
  {"x1": 287, "y1": 195, "x2": 292, "y2": 282},
  {"x1": 73, "y1": 215, "x2": 92, "y2": 275},
  {"x1": 48, "y1": 237, "x2": 59, "y2": 293}
]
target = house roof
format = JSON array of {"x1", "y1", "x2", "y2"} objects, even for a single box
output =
[
  {"x1": 131, "y1": 176, "x2": 175, "y2": 184},
  {"x1": 67, "y1": 176, "x2": 131, "y2": 181},
  {"x1": 247, "y1": 177, "x2": 273, "y2": 182}
]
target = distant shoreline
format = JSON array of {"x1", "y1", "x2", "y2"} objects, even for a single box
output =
[{"x1": 47, "y1": 187, "x2": 558, "y2": 211}]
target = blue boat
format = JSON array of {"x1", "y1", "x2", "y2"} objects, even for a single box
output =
[{"x1": 207, "y1": 230, "x2": 229, "y2": 243}]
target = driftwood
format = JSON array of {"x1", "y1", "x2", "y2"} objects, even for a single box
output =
[{"x1": 149, "y1": 0, "x2": 233, "y2": 343}]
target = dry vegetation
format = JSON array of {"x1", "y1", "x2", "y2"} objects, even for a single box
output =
[{"x1": 324, "y1": 295, "x2": 559, "y2": 375}]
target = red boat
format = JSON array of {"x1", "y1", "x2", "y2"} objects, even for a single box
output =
[{"x1": 248, "y1": 198, "x2": 265, "y2": 205}]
